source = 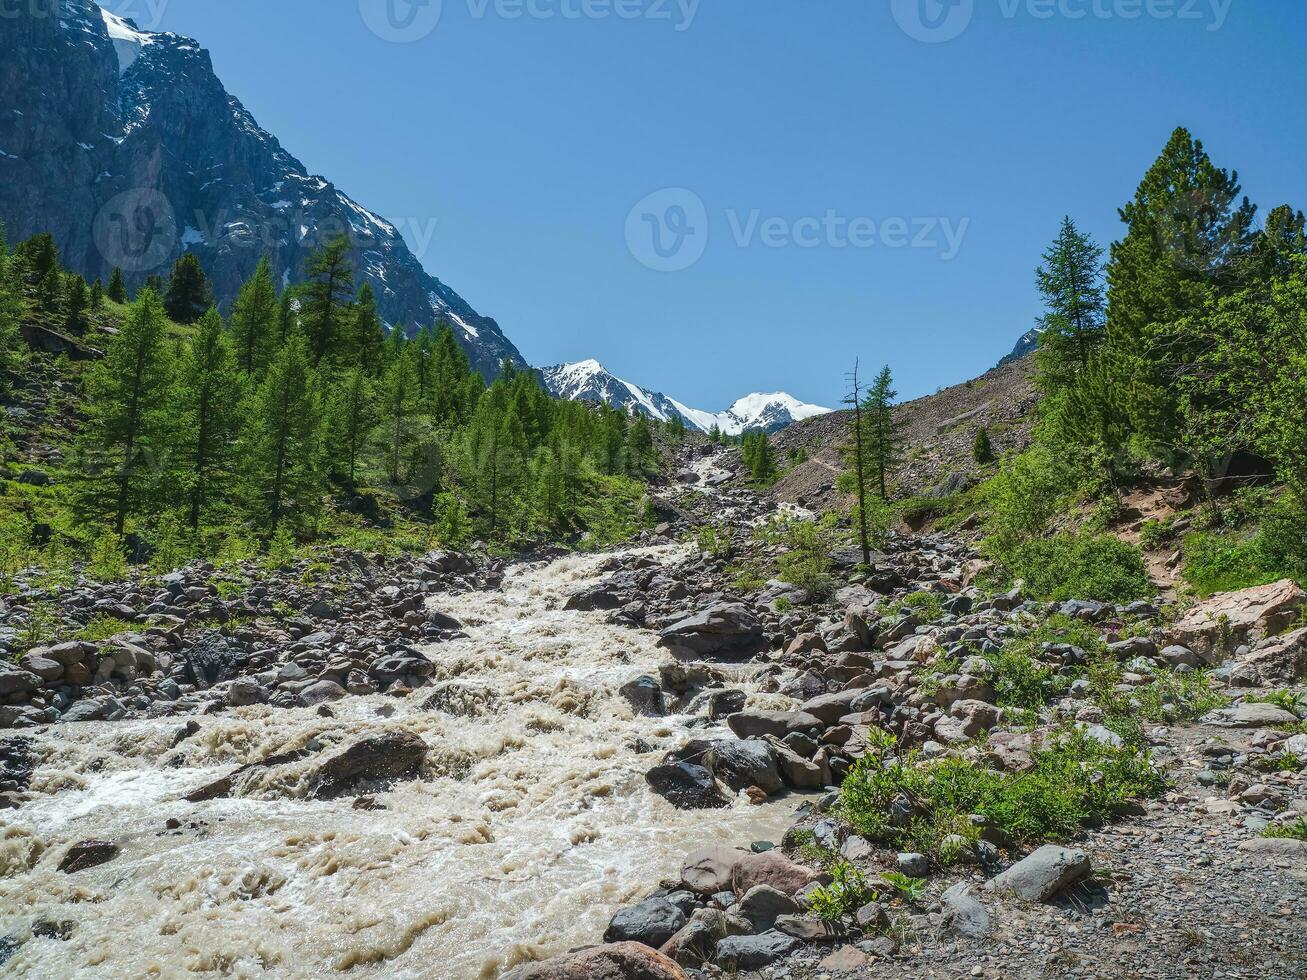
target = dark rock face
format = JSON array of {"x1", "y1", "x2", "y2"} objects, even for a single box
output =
[
  {"x1": 183, "y1": 632, "x2": 245, "y2": 689},
  {"x1": 658, "y1": 604, "x2": 765, "y2": 657},
  {"x1": 645, "y1": 762, "x2": 729, "y2": 810},
  {"x1": 58, "y1": 839, "x2": 119, "y2": 873},
  {"x1": 307, "y1": 731, "x2": 429, "y2": 800},
  {"x1": 0, "y1": 0, "x2": 525, "y2": 379}
]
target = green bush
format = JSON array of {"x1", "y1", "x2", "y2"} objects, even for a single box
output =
[
  {"x1": 840, "y1": 726, "x2": 1163, "y2": 859},
  {"x1": 997, "y1": 532, "x2": 1151, "y2": 603},
  {"x1": 806, "y1": 860, "x2": 877, "y2": 922}
]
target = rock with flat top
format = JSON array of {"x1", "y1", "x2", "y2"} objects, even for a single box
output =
[
  {"x1": 658, "y1": 604, "x2": 764, "y2": 657},
  {"x1": 1168, "y1": 580, "x2": 1306, "y2": 660}
]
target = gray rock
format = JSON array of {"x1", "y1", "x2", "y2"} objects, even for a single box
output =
[
  {"x1": 227, "y1": 677, "x2": 266, "y2": 707},
  {"x1": 704, "y1": 740, "x2": 783, "y2": 795},
  {"x1": 645, "y1": 762, "x2": 728, "y2": 809},
  {"x1": 659, "y1": 603, "x2": 764, "y2": 656},
  {"x1": 714, "y1": 930, "x2": 800, "y2": 970},
  {"x1": 603, "y1": 895, "x2": 687, "y2": 948},
  {"x1": 736, "y1": 884, "x2": 798, "y2": 932},
  {"x1": 986, "y1": 844, "x2": 1091, "y2": 902},
  {"x1": 940, "y1": 882, "x2": 990, "y2": 937},
  {"x1": 1206, "y1": 702, "x2": 1299, "y2": 727},
  {"x1": 726, "y1": 710, "x2": 823, "y2": 740},
  {"x1": 620, "y1": 676, "x2": 666, "y2": 717},
  {"x1": 18, "y1": 653, "x2": 63, "y2": 681},
  {"x1": 299, "y1": 680, "x2": 347, "y2": 706},
  {"x1": 896, "y1": 852, "x2": 928, "y2": 877}
]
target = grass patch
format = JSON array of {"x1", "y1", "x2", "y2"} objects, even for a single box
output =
[
  {"x1": 1263, "y1": 817, "x2": 1307, "y2": 841},
  {"x1": 75, "y1": 613, "x2": 138, "y2": 642},
  {"x1": 839, "y1": 726, "x2": 1163, "y2": 862}
]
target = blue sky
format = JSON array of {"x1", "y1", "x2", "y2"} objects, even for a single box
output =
[{"x1": 114, "y1": 0, "x2": 1305, "y2": 409}]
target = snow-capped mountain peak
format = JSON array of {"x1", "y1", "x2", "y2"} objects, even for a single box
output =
[{"x1": 540, "y1": 361, "x2": 831, "y2": 435}]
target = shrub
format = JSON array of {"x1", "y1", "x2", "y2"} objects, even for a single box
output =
[
  {"x1": 806, "y1": 860, "x2": 877, "y2": 922},
  {"x1": 996, "y1": 532, "x2": 1151, "y2": 603},
  {"x1": 840, "y1": 726, "x2": 1163, "y2": 859},
  {"x1": 1182, "y1": 498, "x2": 1307, "y2": 596},
  {"x1": 1263, "y1": 817, "x2": 1307, "y2": 841},
  {"x1": 973, "y1": 427, "x2": 994, "y2": 464}
]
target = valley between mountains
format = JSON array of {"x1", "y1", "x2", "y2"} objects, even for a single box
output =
[{"x1": 2, "y1": 441, "x2": 1305, "y2": 979}]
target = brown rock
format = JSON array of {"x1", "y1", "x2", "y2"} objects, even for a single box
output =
[
  {"x1": 58, "y1": 840, "x2": 118, "y2": 874},
  {"x1": 731, "y1": 850, "x2": 818, "y2": 897},
  {"x1": 820, "y1": 946, "x2": 870, "y2": 971},
  {"x1": 1229, "y1": 627, "x2": 1307, "y2": 686},
  {"x1": 680, "y1": 845, "x2": 743, "y2": 895},
  {"x1": 1168, "y1": 580, "x2": 1306, "y2": 660},
  {"x1": 500, "y1": 942, "x2": 686, "y2": 980}
]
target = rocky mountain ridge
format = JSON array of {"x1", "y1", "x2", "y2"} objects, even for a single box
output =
[
  {"x1": 541, "y1": 358, "x2": 831, "y2": 434},
  {"x1": 0, "y1": 0, "x2": 525, "y2": 377}
]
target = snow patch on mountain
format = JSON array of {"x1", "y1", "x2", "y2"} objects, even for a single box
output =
[{"x1": 540, "y1": 360, "x2": 831, "y2": 435}]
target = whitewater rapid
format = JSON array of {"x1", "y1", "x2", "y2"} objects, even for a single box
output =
[{"x1": 0, "y1": 545, "x2": 798, "y2": 979}]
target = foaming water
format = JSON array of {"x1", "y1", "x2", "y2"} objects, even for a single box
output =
[{"x1": 1, "y1": 546, "x2": 799, "y2": 979}]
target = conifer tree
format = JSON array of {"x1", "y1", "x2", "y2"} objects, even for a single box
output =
[
  {"x1": 144, "y1": 273, "x2": 165, "y2": 296},
  {"x1": 300, "y1": 234, "x2": 354, "y2": 365},
  {"x1": 177, "y1": 307, "x2": 242, "y2": 530},
  {"x1": 323, "y1": 369, "x2": 375, "y2": 490},
  {"x1": 229, "y1": 257, "x2": 279, "y2": 376},
  {"x1": 1035, "y1": 217, "x2": 1106, "y2": 389},
  {"x1": 89, "y1": 278, "x2": 104, "y2": 312},
  {"x1": 277, "y1": 290, "x2": 296, "y2": 348},
  {"x1": 245, "y1": 331, "x2": 321, "y2": 539},
  {"x1": 17, "y1": 234, "x2": 58, "y2": 283},
  {"x1": 163, "y1": 253, "x2": 214, "y2": 325},
  {"x1": 63, "y1": 274, "x2": 88, "y2": 335},
  {"x1": 842, "y1": 361, "x2": 873, "y2": 567},
  {"x1": 77, "y1": 290, "x2": 176, "y2": 537},
  {"x1": 430, "y1": 323, "x2": 473, "y2": 426},
  {"x1": 380, "y1": 344, "x2": 417, "y2": 484},
  {"x1": 627, "y1": 415, "x2": 655, "y2": 475},
  {"x1": 351, "y1": 282, "x2": 386, "y2": 375},
  {"x1": 1106, "y1": 127, "x2": 1257, "y2": 449},
  {"x1": 864, "y1": 365, "x2": 902, "y2": 499},
  {"x1": 105, "y1": 267, "x2": 127, "y2": 304},
  {"x1": 973, "y1": 426, "x2": 994, "y2": 464},
  {"x1": 36, "y1": 266, "x2": 62, "y2": 314}
]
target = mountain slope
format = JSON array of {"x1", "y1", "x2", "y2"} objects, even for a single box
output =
[
  {"x1": 0, "y1": 0, "x2": 524, "y2": 377},
  {"x1": 540, "y1": 359, "x2": 831, "y2": 435}
]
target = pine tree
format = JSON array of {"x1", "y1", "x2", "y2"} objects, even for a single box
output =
[
  {"x1": 63, "y1": 274, "x2": 89, "y2": 335},
  {"x1": 627, "y1": 415, "x2": 655, "y2": 475},
  {"x1": 229, "y1": 257, "x2": 279, "y2": 376},
  {"x1": 277, "y1": 290, "x2": 297, "y2": 348},
  {"x1": 842, "y1": 361, "x2": 873, "y2": 567},
  {"x1": 36, "y1": 266, "x2": 62, "y2": 314},
  {"x1": 379, "y1": 345, "x2": 417, "y2": 485},
  {"x1": 89, "y1": 278, "x2": 104, "y2": 312},
  {"x1": 300, "y1": 234, "x2": 354, "y2": 365},
  {"x1": 177, "y1": 307, "x2": 242, "y2": 530},
  {"x1": 1106, "y1": 127, "x2": 1257, "y2": 450},
  {"x1": 76, "y1": 290, "x2": 176, "y2": 537},
  {"x1": 323, "y1": 369, "x2": 375, "y2": 490},
  {"x1": 430, "y1": 323, "x2": 473, "y2": 426},
  {"x1": 741, "y1": 430, "x2": 776, "y2": 483},
  {"x1": 1034, "y1": 217, "x2": 1106, "y2": 388},
  {"x1": 163, "y1": 253, "x2": 214, "y2": 325},
  {"x1": 245, "y1": 331, "x2": 321, "y2": 539},
  {"x1": 107, "y1": 267, "x2": 127, "y2": 304},
  {"x1": 144, "y1": 274, "x2": 165, "y2": 296},
  {"x1": 864, "y1": 365, "x2": 903, "y2": 499},
  {"x1": 350, "y1": 282, "x2": 386, "y2": 375},
  {"x1": 16, "y1": 234, "x2": 58, "y2": 283},
  {"x1": 973, "y1": 426, "x2": 994, "y2": 464}
]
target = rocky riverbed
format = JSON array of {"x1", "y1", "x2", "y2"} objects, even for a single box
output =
[{"x1": 3, "y1": 449, "x2": 1306, "y2": 979}]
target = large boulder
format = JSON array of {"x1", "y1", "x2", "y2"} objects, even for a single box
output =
[
  {"x1": 730, "y1": 850, "x2": 818, "y2": 897},
  {"x1": 646, "y1": 763, "x2": 729, "y2": 809},
  {"x1": 714, "y1": 931, "x2": 800, "y2": 970},
  {"x1": 680, "y1": 846, "x2": 744, "y2": 895},
  {"x1": 604, "y1": 896, "x2": 688, "y2": 949},
  {"x1": 658, "y1": 604, "x2": 764, "y2": 657},
  {"x1": 564, "y1": 582, "x2": 625, "y2": 612},
  {"x1": 620, "y1": 676, "x2": 667, "y2": 717},
  {"x1": 1229, "y1": 628, "x2": 1307, "y2": 686},
  {"x1": 0, "y1": 663, "x2": 41, "y2": 697},
  {"x1": 736, "y1": 884, "x2": 799, "y2": 932},
  {"x1": 704, "y1": 740, "x2": 783, "y2": 795},
  {"x1": 1204, "y1": 702, "x2": 1300, "y2": 728},
  {"x1": 501, "y1": 943, "x2": 687, "y2": 980},
  {"x1": 1168, "y1": 580, "x2": 1306, "y2": 661},
  {"x1": 986, "y1": 845, "x2": 1090, "y2": 902},
  {"x1": 726, "y1": 710, "x2": 823, "y2": 740},
  {"x1": 307, "y1": 731, "x2": 428, "y2": 799},
  {"x1": 183, "y1": 632, "x2": 246, "y2": 688},
  {"x1": 799, "y1": 689, "x2": 863, "y2": 726}
]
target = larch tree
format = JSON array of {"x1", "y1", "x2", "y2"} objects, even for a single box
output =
[
  {"x1": 229, "y1": 257, "x2": 279, "y2": 376},
  {"x1": 177, "y1": 307, "x2": 242, "y2": 530},
  {"x1": 163, "y1": 253, "x2": 214, "y2": 325}
]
